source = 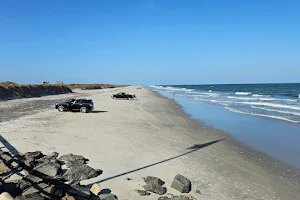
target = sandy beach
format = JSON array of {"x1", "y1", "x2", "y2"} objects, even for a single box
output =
[{"x1": 1, "y1": 86, "x2": 300, "y2": 200}]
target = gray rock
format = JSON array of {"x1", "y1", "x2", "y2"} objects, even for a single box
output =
[
  {"x1": 171, "y1": 196, "x2": 190, "y2": 200},
  {"x1": 23, "y1": 174, "x2": 43, "y2": 183},
  {"x1": 16, "y1": 193, "x2": 44, "y2": 200},
  {"x1": 36, "y1": 152, "x2": 59, "y2": 163},
  {"x1": 33, "y1": 162, "x2": 62, "y2": 177},
  {"x1": 143, "y1": 182, "x2": 166, "y2": 195},
  {"x1": 0, "y1": 160, "x2": 10, "y2": 175},
  {"x1": 144, "y1": 176, "x2": 165, "y2": 186},
  {"x1": 62, "y1": 164, "x2": 102, "y2": 181},
  {"x1": 99, "y1": 193, "x2": 118, "y2": 200},
  {"x1": 58, "y1": 154, "x2": 87, "y2": 167},
  {"x1": 159, "y1": 197, "x2": 171, "y2": 200},
  {"x1": 67, "y1": 184, "x2": 90, "y2": 198},
  {"x1": 134, "y1": 189, "x2": 151, "y2": 196},
  {"x1": 24, "y1": 151, "x2": 44, "y2": 160},
  {"x1": 65, "y1": 159, "x2": 85, "y2": 167},
  {"x1": 170, "y1": 174, "x2": 191, "y2": 193}
]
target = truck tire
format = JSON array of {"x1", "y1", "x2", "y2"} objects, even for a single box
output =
[
  {"x1": 58, "y1": 106, "x2": 65, "y2": 112},
  {"x1": 80, "y1": 107, "x2": 88, "y2": 113}
]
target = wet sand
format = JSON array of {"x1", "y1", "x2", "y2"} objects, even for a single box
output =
[{"x1": 0, "y1": 86, "x2": 299, "y2": 200}]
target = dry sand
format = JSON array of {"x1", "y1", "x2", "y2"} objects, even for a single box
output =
[{"x1": 0, "y1": 86, "x2": 299, "y2": 200}]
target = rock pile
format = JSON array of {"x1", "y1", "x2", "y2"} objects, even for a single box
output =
[
  {"x1": 135, "y1": 175, "x2": 194, "y2": 200},
  {"x1": 0, "y1": 150, "x2": 117, "y2": 200}
]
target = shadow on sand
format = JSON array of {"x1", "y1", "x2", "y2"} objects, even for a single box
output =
[
  {"x1": 90, "y1": 110, "x2": 108, "y2": 113},
  {"x1": 88, "y1": 138, "x2": 224, "y2": 186}
]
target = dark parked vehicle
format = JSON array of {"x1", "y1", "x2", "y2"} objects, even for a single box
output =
[
  {"x1": 55, "y1": 98, "x2": 94, "y2": 113},
  {"x1": 111, "y1": 92, "x2": 136, "y2": 100}
]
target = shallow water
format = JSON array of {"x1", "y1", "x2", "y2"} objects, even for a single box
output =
[{"x1": 153, "y1": 89, "x2": 300, "y2": 168}]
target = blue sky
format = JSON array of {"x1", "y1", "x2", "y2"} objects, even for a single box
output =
[{"x1": 0, "y1": 0, "x2": 299, "y2": 85}]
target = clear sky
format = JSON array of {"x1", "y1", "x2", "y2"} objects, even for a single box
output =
[{"x1": 0, "y1": 0, "x2": 299, "y2": 85}]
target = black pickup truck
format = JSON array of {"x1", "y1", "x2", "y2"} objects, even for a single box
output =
[
  {"x1": 55, "y1": 99, "x2": 94, "y2": 113},
  {"x1": 111, "y1": 92, "x2": 136, "y2": 100}
]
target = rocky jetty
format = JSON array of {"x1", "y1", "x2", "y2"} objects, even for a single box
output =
[{"x1": 0, "y1": 150, "x2": 116, "y2": 200}]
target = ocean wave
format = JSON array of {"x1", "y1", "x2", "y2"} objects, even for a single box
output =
[
  {"x1": 238, "y1": 102, "x2": 300, "y2": 111},
  {"x1": 225, "y1": 107, "x2": 300, "y2": 124},
  {"x1": 150, "y1": 85, "x2": 194, "y2": 93},
  {"x1": 194, "y1": 97, "x2": 231, "y2": 106},
  {"x1": 227, "y1": 96, "x2": 275, "y2": 101},
  {"x1": 235, "y1": 92, "x2": 252, "y2": 95},
  {"x1": 252, "y1": 94, "x2": 264, "y2": 97},
  {"x1": 251, "y1": 106, "x2": 300, "y2": 117}
]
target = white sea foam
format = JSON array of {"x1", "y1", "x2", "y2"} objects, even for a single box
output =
[
  {"x1": 227, "y1": 96, "x2": 275, "y2": 101},
  {"x1": 225, "y1": 107, "x2": 300, "y2": 124},
  {"x1": 252, "y1": 94, "x2": 264, "y2": 97},
  {"x1": 238, "y1": 102, "x2": 300, "y2": 111},
  {"x1": 235, "y1": 92, "x2": 252, "y2": 95},
  {"x1": 251, "y1": 106, "x2": 300, "y2": 117},
  {"x1": 299, "y1": 94, "x2": 300, "y2": 98},
  {"x1": 208, "y1": 90, "x2": 212, "y2": 92}
]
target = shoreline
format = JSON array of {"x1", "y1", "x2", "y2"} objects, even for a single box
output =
[
  {"x1": 1, "y1": 86, "x2": 300, "y2": 199},
  {"x1": 150, "y1": 89, "x2": 300, "y2": 179}
]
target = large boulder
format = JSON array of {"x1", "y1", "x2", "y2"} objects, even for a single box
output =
[
  {"x1": 170, "y1": 174, "x2": 191, "y2": 193},
  {"x1": 143, "y1": 182, "x2": 166, "y2": 195},
  {"x1": 144, "y1": 176, "x2": 165, "y2": 186},
  {"x1": 58, "y1": 154, "x2": 87, "y2": 167},
  {"x1": 62, "y1": 164, "x2": 102, "y2": 181},
  {"x1": 36, "y1": 152, "x2": 59, "y2": 164},
  {"x1": 66, "y1": 184, "x2": 90, "y2": 198},
  {"x1": 33, "y1": 162, "x2": 62, "y2": 177}
]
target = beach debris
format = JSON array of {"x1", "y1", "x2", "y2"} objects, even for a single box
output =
[
  {"x1": 90, "y1": 183, "x2": 101, "y2": 195},
  {"x1": 125, "y1": 177, "x2": 132, "y2": 181},
  {"x1": 134, "y1": 189, "x2": 151, "y2": 196},
  {"x1": 143, "y1": 176, "x2": 166, "y2": 195},
  {"x1": 171, "y1": 174, "x2": 191, "y2": 193},
  {"x1": 62, "y1": 164, "x2": 103, "y2": 181}
]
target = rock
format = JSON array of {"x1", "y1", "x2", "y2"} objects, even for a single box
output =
[
  {"x1": 66, "y1": 184, "x2": 90, "y2": 198},
  {"x1": 143, "y1": 182, "x2": 166, "y2": 195},
  {"x1": 33, "y1": 162, "x2": 62, "y2": 177},
  {"x1": 98, "y1": 193, "x2": 118, "y2": 200},
  {"x1": 170, "y1": 174, "x2": 191, "y2": 193},
  {"x1": 134, "y1": 189, "x2": 151, "y2": 196},
  {"x1": 24, "y1": 151, "x2": 44, "y2": 161},
  {"x1": 158, "y1": 196, "x2": 171, "y2": 200},
  {"x1": 171, "y1": 196, "x2": 190, "y2": 200},
  {"x1": 36, "y1": 152, "x2": 59, "y2": 164},
  {"x1": 22, "y1": 183, "x2": 49, "y2": 196},
  {"x1": 61, "y1": 193, "x2": 75, "y2": 200},
  {"x1": 58, "y1": 154, "x2": 87, "y2": 167},
  {"x1": 144, "y1": 176, "x2": 165, "y2": 186},
  {"x1": 62, "y1": 164, "x2": 102, "y2": 181},
  {"x1": 16, "y1": 193, "x2": 44, "y2": 200},
  {"x1": 0, "y1": 192, "x2": 14, "y2": 200},
  {"x1": 0, "y1": 161, "x2": 10, "y2": 175},
  {"x1": 23, "y1": 174, "x2": 43, "y2": 183},
  {"x1": 90, "y1": 184, "x2": 101, "y2": 195}
]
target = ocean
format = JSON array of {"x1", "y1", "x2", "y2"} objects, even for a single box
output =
[
  {"x1": 151, "y1": 83, "x2": 300, "y2": 124},
  {"x1": 150, "y1": 83, "x2": 300, "y2": 167}
]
